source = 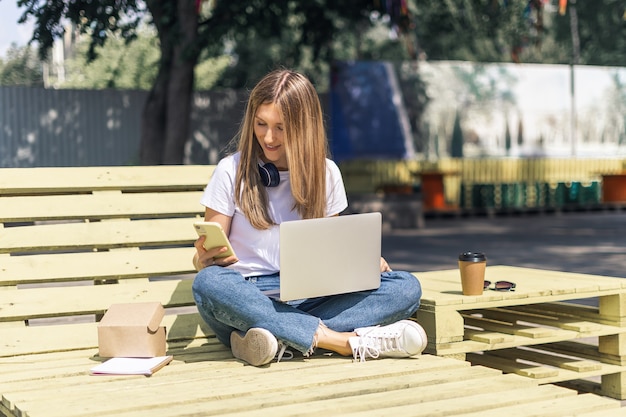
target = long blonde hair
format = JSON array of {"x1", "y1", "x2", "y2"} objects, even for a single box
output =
[{"x1": 235, "y1": 69, "x2": 328, "y2": 230}]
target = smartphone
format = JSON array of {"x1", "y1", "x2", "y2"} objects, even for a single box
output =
[{"x1": 193, "y1": 221, "x2": 237, "y2": 258}]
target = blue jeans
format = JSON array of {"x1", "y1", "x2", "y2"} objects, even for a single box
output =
[{"x1": 192, "y1": 266, "x2": 422, "y2": 354}]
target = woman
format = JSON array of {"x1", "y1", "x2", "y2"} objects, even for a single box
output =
[{"x1": 192, "y1": 69, "x2": 426, "y2": 366}]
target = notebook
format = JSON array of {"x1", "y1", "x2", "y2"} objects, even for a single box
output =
[
  {"x1": 265, "y1": 212, "x2": 382, "y2": 301},
  {"x1": 89, "y1": 356, "x2": 173, "y2": 376}
]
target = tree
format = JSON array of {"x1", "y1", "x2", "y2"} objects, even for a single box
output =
[
  {"x1": 49, "y1": 26, "x2": 229, "y2": 91},
  {"x1": 413, "y1": 1, "x2": 531, "y2": 63},
  {"x1": 551, "y1": 1, "x2": 626, "y2": 67},
  {"x1": 450, "y1": 110, "x2": 464, "y2": 158},
  {"x1": 411, "y1": 1, "x2": 625, "y2": 66},
  {"x1": 0, "y1": 44, "x2": 43, "y2": 86},
  {"x1": 60, "y1": 27, "x2": 160, "y2": 90},
  {"x1": 18, "y1": 0, "x2": 420, "y2": 164},
  {"x1": 504, "y1": 120, "x2": 511, "y2": 156},
  {"x1": 19, "y1": 1, "x2": 608, "y2": 163}
]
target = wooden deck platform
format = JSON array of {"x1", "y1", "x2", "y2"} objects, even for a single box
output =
[
  {"x1": 2, "y1": 166, "x2": 625, "y2": 416},
  {"x1": 3, "y1": 341, "x2": 626, "y2": 417}
]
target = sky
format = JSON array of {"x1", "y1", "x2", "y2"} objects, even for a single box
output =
[{"x1": 0, "y1": 1, "x2": 35, "y2": 58}]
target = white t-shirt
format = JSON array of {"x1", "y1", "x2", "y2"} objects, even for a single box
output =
[{"x1": 200, "y1": 152, "x2": 348, "y2": 277}]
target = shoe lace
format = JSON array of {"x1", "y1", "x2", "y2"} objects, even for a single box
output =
[
  {"x1": 352, "y1": 326, "x2": 402, "y2": 362},
  {"x1": 276, "y1": 342, "x2": 293, "y2": 363},
  {"x1": 352, "y1": 338, "x2": 381, "y2": 362}
]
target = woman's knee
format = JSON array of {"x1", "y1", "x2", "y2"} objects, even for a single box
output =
[
  {"x1": 403, "y1": 271, "x2": 422, "y2": 299},
  {"x1": 192, "y1": 266, "x2": 222, "y2": 302},
  {"x1": 192, "y1": 266, "x2": 248, "y2": 304},
  {"x1": 387, "y1": 270, "x2": 422, "y2": 304}
]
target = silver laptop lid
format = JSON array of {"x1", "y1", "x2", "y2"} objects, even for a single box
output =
[{"x1": 278, "y1": 212, "x2": 382, "y2": 301}]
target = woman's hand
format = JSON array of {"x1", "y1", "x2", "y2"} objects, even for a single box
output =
[
  {"x1": 193, "y1": 236, "x2": 238, "y2": 270},
  {"x1": 192, "y1": 208, "x2": 238, "y2": 271},
  {"x1": 380, "y1": 257, "x2": 392, "y2": 273}
]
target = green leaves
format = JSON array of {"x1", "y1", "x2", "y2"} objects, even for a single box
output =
[{"x1": 0, "y1": 44, "x2": 43, "y2": 86}]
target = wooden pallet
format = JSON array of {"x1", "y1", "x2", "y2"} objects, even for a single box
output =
[
  {"x1": 415, "y1": 267, "x2": 626, "y2": 399},
  {"x1": 2, "y1": 166, "x2": 625, "y2": 416}
]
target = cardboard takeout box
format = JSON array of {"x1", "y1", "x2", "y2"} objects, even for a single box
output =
[{"x1": 97, "y1": 302, "x2": 167, "y2": 358}]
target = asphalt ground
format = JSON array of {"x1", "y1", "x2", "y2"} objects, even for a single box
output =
[{"x1": 382, "y1": 210, "x2": 626, "y2": 279}]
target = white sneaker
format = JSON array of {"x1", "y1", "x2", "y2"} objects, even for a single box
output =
[
  {"x1": 230, "y1": 328, "x2": 278, "y2": 366},
  {"x1": 349, "y1": 320, "x2": 427, "y2": 362}
]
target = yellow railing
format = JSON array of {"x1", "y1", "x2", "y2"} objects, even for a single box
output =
[{"x1": 340, "y1": 158, "x2": 626, "y2": 209}]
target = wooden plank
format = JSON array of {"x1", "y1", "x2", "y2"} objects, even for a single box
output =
[
  {"x1": 0, "y1": 313, "x2": 212, "y2": 357},
  {"x1": 464, "y1": 315, "x2": 562, "y2": 339},
  {"x1": 0, "y1": 217, "x2": 199, "y2": 253},
  {"x1": 467, "y1": 352, "x2": 559, "y2": 379},
  {"x1": 468, "y1": 350, "x2": 626, "y2": 384},
  {"x1": 0, "y1": 191, "x2": 204, "y2": 222},
  {"x1": 325, "y1": 385, "x2": 576, "y2": 417},
  {"x1": 0, "y1": 166, "x2": 214, "y2": 194},
  {"x1": 0, "y1": 341, "x2": 228, "y2": 385},
  {"x1": 598, "y1": 333, "x2": 626, "y2": 365},
  {"x1": 0, "y1": 279, "x2": 197, "y2": 322},
  {"x1": 416, "y1": 269, "x2": 512, "y2": 307},
  {"x1": 578, "y1": 407, "x2": 626, "y2": 417},
  {"x1": 417, "y1": 266, "x2": 626, "y2": 309},
  {"x1": 599, "y1": 293, "x2": 626, "y2": 324},
  {"x1": 488, "y1": 347, "x2": 602, "y2": 372},
  {"x1": 0, "y1": 339, "x2": 233, "y2": 385},
  {"x1": 164, "y1": 372, "x2": 533, "y2": 417},
  {"x1": 414, "y1": 308, "x2": 465, "y2": 345},
  {"x1": 1, "y1": 356, "x2": 473, "y2": 417},
  {"x1": 464, "y1": 331, "x2": 515, "y2": 344},
  {"x1": 454, "y1": 393, "x2": 621, "y2": 417},
  {"x1": 485, "y1": 265, "x2": 624, "y2": 285},
  {"x1": 491, "y1": 265, "x2": 626, "y2": 292},
  {"x1": 0, "y1": 247, "x2": 195, "y2": 286},
  {"x1": 540, "y1": 340, "x2": 622, "y2": 364},
  {"x1": 204, "y1": 381, "x2": 570, "y2": 417},
  {"x1": 0, "y1": 346, "x2": 454, "y2": 383},
  {"x1": 438, "y1": 325, "x2": 625, "y2": 356},
  {"x1": 477, "y1": 307, "x2": 604, "y2": 333},
  {"x1": 510, "y1": 302, "x2": 626, "y2": 327},
  {"x1": 509, "y1": 303, "x2": 602, "y2": 320},
  {"x1": 601, "y1": 371, "x2": 626, "y2": 401}
]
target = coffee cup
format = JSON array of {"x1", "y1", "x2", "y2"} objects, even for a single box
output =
[{"x1": 458, "y1": 252, "x2": 487, "y2": 295}]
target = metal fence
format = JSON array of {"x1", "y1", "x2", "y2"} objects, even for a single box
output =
[
  {"x1": 0, "y1": 87, "x2": 146, "y2": 167},
  {"x1": 0, "y1": 87, "x2": 249, "y2": 167}
]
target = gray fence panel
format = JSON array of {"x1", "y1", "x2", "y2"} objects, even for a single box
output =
[
  {"x1": 0, "y1": 87, "x2": 147, "y2": 167},
  {"x1": 186, "y1": 89, "x2": 247, "y2": 165}
]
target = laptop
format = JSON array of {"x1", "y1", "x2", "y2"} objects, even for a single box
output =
[{"x1": 265, "y1": 212, "x2": 382, "y2": 301}]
